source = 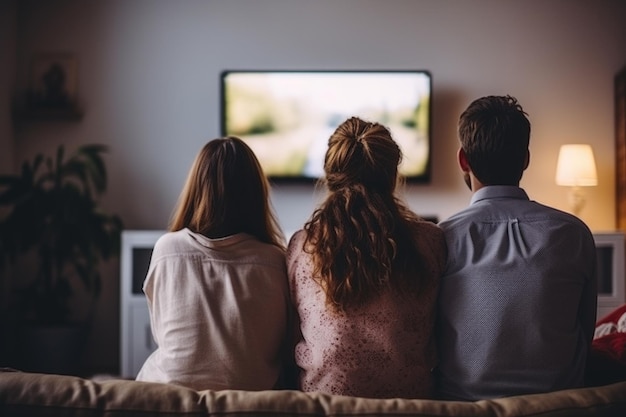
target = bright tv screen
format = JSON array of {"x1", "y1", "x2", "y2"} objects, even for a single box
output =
[{"x1": 220, "y1": 70, "x2": 432, "y2": 182}]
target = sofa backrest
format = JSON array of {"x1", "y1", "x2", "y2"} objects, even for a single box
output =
[{"x1": 1, "y1": 369, "x2": 625, "y2": 417}]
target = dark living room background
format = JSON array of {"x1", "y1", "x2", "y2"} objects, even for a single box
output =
[{"x1": 1, "y1": 0, "x2": 625, "y2": 376}]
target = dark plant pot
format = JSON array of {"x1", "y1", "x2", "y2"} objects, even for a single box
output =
[{"x1": 16, "y1": 324, "x2": 88, "y2": 376}]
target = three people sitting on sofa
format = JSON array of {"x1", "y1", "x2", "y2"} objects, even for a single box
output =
[{"x1": 135, "y1": 95, "x2": 598, "y2": 401}]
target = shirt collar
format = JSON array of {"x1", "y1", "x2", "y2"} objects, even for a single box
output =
[
  {"x1": 470, "y1": 185, "x2": 529, "y2": 205},
  {"x1": 185, "y1": 228, "x2": 253, "y2": 248}
]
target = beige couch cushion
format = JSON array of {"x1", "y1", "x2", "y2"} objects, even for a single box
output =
[{"x1": 0, "y1": 370, "x2": 625, "y2": 417}]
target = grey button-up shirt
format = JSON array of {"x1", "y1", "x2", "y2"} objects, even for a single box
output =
[{"x1": 436, "y1": 186, "x2": 597, "y2": 400}]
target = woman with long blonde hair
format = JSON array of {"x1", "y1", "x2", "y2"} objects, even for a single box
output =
[
  {"x1": 287, "y1": 117, "x2": 446, "y2": 398},
  {"x1": 137, "y1": 136, "x2": 291, "y2": 391}
]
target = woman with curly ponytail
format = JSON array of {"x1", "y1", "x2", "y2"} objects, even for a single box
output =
[{"x1": 287, "y1": 117, "x2": 447, "y2": 399}]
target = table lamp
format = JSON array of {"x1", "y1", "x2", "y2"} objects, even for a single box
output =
[{"x1": 555, "y1": 144, "x2": 598, "y2": 216}]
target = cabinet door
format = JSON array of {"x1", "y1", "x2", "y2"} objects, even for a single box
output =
[
  {"x1": 617, "y1": 67, "x2": 626, "y2": 230},
  {"x1": 129, "y1": 304, "x2": 157, "y2": 377}
]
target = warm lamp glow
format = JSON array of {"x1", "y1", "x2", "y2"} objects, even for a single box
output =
[
  {"x1": 555, "y1": 144, "x2": 598, "y2": 186},
  {"x1": 555, "y1": 144, "x2": 598, "y2": 216}
]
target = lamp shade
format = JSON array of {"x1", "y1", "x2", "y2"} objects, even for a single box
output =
[{"x1": 555, "y1": 144, "x2": 598, "y2": 186}]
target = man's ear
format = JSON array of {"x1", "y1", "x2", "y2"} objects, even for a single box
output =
[
  {"x1": 458, "y1": 148, "x2": 471, "y2": 172},
  {"x1": 523, "y1": 149, "x2": 530, "y2": 170}
]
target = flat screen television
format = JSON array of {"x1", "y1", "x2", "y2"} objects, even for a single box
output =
[{"x1": 220, "y1": 70, "x2": 432, "y2": 182}]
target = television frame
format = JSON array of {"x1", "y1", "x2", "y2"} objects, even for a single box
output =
[
  {"x1": 593, "y1": 232, "x2": 626, "y2": 320},
  {"x1": 219, "y1": 69, "x2": 433, "y2": 183}
]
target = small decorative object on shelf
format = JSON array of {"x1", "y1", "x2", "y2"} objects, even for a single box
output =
[{"x1": 13, "y1": 53, "x2": 83, "y2": 122}]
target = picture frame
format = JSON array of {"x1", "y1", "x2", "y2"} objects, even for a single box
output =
[
  {"x1": 28, "y1": 53, "x2": 79, "y2": 109},
  {"x1": 616, "y1": 66, "x2": 626, "y2": 231}
]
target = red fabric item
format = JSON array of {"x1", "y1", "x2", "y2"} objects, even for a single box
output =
[
  {"x1": 596, "y1": 304, "x2": 626, "y2": 326},
  {"x1": 593, "y1": 304, "x2": 626, "y2": 364},
  {"x1": 592, "y1": 333, "x2": 626, "y2": 363}
]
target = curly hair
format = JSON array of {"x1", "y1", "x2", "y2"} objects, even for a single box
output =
[{"x1": 304, "y1": 117, "x2": 426, "y2": 311}]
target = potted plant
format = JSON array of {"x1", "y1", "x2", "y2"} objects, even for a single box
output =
[{"x1": 0, "y1": 144, "x2": 123, "y2": 373}]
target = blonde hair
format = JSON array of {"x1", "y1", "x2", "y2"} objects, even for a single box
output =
[
  {"x1": 170, "y1": 136, "x2": 284, "y2": 248},
  {"x1": 304, "y1": 117, "x2": 426, "y2": 311}
]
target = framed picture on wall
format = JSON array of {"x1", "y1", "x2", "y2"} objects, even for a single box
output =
[
  {"x1": 12, "y1": 53, "x2": 84, "y2": 121},
  {"x1": 616, "y1": 66, "x2": 626, "y2": 231},
  {"x1": 28, "y1": 53, "x2": 79, "y2": 109}
]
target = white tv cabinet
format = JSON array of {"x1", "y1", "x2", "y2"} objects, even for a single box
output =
[
  {"x1": 593, "y1": 231, "x2": 626, "y2": 319},
  {"x1": 119, "y1": 230, "x2": 165, "y2": 378}
]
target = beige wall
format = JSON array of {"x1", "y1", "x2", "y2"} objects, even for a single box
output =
[{"x1": 6, "y1": 0, "x2": 626, "y2": 374}]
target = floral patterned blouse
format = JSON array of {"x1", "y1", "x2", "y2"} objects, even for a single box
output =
[{"x1": 287, "y1": 221, "x2": 446, "y2": 399}]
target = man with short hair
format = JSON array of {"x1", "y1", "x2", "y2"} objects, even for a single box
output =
[{"x1": 436, "y1": 95, "x2": 597, "y2": 400}]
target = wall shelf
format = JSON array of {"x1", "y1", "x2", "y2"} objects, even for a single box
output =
[{"x1": 12, "y1": 104, "x2": 83, "y2": 122}]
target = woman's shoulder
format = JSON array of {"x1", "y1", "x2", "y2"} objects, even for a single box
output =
[
  {"x1": 406, "y1": 219, "x2": 446, "y2": 258},
  {"x1": 153, "y1": 229, "x2": 184, "y2": 248},
  {"x1": 412, "y1": 218, "x2": 444, "y2": 238},
  {"x1": 151, "y1": 229, "x2": 194, "y2": 256},
  {"x1": 286, "y1": 229, "x2": 307, "y2": 253},
  {"x1": 248, "y1": 237, "x2": 286, "y2": 258},
  {"x1": 287, "y1": 229, "x2": 306, "y2": 245},
  {"x1": 230, "y1": 234, "x2": 286, "y2": 263}
]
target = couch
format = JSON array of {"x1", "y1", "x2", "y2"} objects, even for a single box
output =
[{"x1": 1, "y1": 369, "x2": 626, "y2": 417}]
